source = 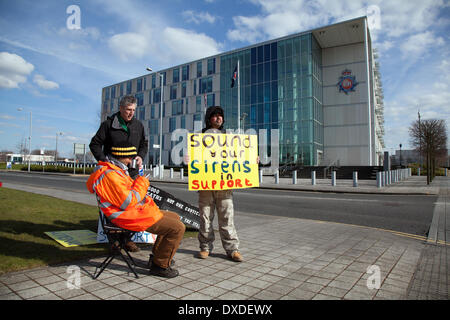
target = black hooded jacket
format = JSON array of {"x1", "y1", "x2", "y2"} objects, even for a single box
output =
[
  {"x1": 202, "y1": 106, "x2": 225, "y2": 133},
  {"x1": 89, "y1": 112, "x2": 148, "y2": 163}
]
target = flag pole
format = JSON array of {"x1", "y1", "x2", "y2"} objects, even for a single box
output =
[{"x1": 237, "y1": 59, "x2": 240, "y2": 133}]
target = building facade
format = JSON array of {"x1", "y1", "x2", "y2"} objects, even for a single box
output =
[{"x1": 100, "y1": 16, "x2": 384, "y2": 167}]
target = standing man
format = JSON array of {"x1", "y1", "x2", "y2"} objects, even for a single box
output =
[
  {"x1": 90, "y1": 95, "x2": 148, "y2": 252},
  {"x1": 90, "y1": 95, "x2": 148, "y2": 179},
  {"x1": 197, "y1": 106, "x2": 243, "y2": 262}
]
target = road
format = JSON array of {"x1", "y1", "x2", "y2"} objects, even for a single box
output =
[{"x1": 0, "y1": 171, "x2": 438, "y2": 237}]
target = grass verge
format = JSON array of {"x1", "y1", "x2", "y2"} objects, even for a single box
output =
[{"x1": 0, "y1": 187, "x2": 197, "y2": 275}]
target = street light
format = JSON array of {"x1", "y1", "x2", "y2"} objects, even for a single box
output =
[
  {"x1": 399, "y1": 143, "x2": 402, "y2": 167},
  {"x1": 146, "y1": 67, "x2": 164, "y2": 179},
  {"x1": 17, "y1": 108, "x2": 32, "y2": 172}
]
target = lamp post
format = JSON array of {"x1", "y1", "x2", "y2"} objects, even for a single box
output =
[
  {"x1": 55, "y1": 132, "x2": 63, "y2": 163},
  {"x1": 399, "y1": 143, "x2": 402, "y2": 167},
  {"x1": 146, "y1": 67, "x2": 164, "y2": 179},
  {"x1": 17, "y1": 108, "x2": 32, "y2": 172}
]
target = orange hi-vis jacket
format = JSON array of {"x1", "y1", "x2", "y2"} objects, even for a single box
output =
[{"x1": 86, "y1": 161, "x2": 163, "y2": 231}]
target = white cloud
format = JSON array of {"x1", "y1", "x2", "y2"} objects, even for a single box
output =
[
  {"x1": 108, "y1": 32, "x2": 152, "y2": 62},
  {"x1": 33, "y1": 74, "x2": 59, "y2": 90},
  {"x1": 0, "y1": 52, "x2": 34, "y2": 89},
  {"x1": 400, "y1": 31, "x2": 445, "y2": 58},
  {"x1": 162, "y1": 27, "x2": 222, "y2": 63},
  {"x1": 227, "y1": 0, "x2": 446, "y2": 44},
  {"x1": 182, "y1": 10, "x2": 217, "y2": 24}
]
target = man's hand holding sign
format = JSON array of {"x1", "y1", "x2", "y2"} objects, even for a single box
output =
[{"x1": 188, "y1": 133, "x2": 259, "y2": 191}]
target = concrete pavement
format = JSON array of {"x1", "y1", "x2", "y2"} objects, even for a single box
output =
[{"x1": 0, "y1": 172, "x2": 448, "y2": 301}]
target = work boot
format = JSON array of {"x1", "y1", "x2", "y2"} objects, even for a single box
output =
[
  {"x1": 147, "y1": 254, "x2": 175, "y2": 268},
  {"x1": 197, "y1": 250, "x2": 209, "y2": 259},
  {"x1": 149, "y1": 264, "x2": 179, "y2": 278},
  {"x1": 125, "y1": 240, "x2": 140, "y2": 252},
  {"x1": 230, "y1": 251, "x2": 243, "y2": 262}
]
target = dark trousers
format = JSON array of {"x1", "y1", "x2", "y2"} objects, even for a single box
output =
[{"x1": 146, "y1": 210, "x2": 185, "y2": 269}]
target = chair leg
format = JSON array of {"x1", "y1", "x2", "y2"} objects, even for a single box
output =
[
  {"x1": 93, "y1": 254, "x2": 115, "y2": 279},
  {"x1": 118, "y1": 251, "x2": 139, "y2": 278}
]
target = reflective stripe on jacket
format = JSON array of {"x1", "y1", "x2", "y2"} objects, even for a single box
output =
[{"x1": 86, "y1": 161, "x2": 163, "y2": 231}]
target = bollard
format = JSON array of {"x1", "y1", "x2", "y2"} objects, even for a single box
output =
[
  {"x1": 180, "y1": 168, "x2": 184, "y2": 180},
  {"x1": 311, "y1": 171, "x2": 316, "y2": 185},
  {"x1": 293, "y1": 170, "x2": 297, "y2": 185},
  {"x1": 259, "y1": 169, "x2": 263, "y2": 184},
  {"x1": 275, "y1": 170, "x2": 279, "y2": 184},
  {"x1": 418, "y1": 167, "x2": 420, "y2": 176},
  {"x1": 377, "y1": 171, "x2": 382, "y2": 188},
  {"x1": 331, "y1": 171, "x2": 336, "y2": 186},
  {"x1": 445, "y1": 168, "x2": 448, "y2": 177},
  {"x1": 382, "y1": 171, "x2": 386, "y2": 186},
  {"x1": 170, "y1": 168, "x2": 173, "y2": 179},
  {"x1": 353, "y1": 171, "x2": 358, "y2": 187}
]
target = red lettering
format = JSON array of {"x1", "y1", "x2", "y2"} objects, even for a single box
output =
[
  {"x1": 192, "y1": 180, "x2": 199, "y2": 190},
  {"x1": 227, "y1": 180, "x2": 234, "y2": 188},
  {"x1": 235, "y1": 179, "x2": 243, "y2": 188},
  {"x1": 245, "y1": 178, "x2": 252, "y2": 186},
  {"x1": 220, "y1": 180, "x2": 225, "y2": 189},
  {"x1": 201, "y1": 180, "x2": 209, "y2": 189},
  {"x1": 211, "y1": 180, "x2": 217, "y2": 189}
]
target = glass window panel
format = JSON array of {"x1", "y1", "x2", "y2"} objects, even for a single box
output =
[
  {"x1": 271, "y1": 60, "x2": 277, "y2": 81},
  {"x1": 264, "y1": 44, "x2": 271, "y2": 62},
  {"x1": 173, "y1": 68, "x2": 179, "y2": 83},
  {"x1": 264, "y1": 62, "x2": 270, "y2": 82},
  {"x1": 257, "y1": 63, "x2": 263, "y2": 83},
  {"x1": 257, "y1": 46, "x2": 263, "y2": 64}
]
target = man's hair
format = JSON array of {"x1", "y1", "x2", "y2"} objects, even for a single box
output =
[{"x1": 119, "y1": 95, "x2": 137, "y2": 108}]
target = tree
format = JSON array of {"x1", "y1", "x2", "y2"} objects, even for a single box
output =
[{"x1": 409, "y1": 119, "x2": 447, "y2": 184}]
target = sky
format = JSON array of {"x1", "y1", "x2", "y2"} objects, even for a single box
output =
[{"x1": 0, "y1": 0, "x2": 449, "y2": 158}]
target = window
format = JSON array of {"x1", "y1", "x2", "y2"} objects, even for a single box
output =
[
  {"x1": 193, "y1": 113, "x2": 201, "y2": 126},
  {"x1": 138, "y1": 107, "x2": 145, "y2": 120},
  {"x1": 182, "y1": 65, "x2": 189, "y2": 81},
  {"x1": 135, "y1": 92, "x2": 144, "y2": 106},
  {"x1": 196, "y1": 96, "x2": 202, "y2": 112},
  {"x1": 105, "y1": 87, "x2": 110, "y2": 100},
  {"x1": 153, "y1": 88, "x2": 161, "y2": 103},
  {"x1": 152, "y1": 75, "x2": 156, "y2": 88},
  {"x1": 181, "y1": 82, "x2": 186, "y2": 98},
  {"x1": 111, "y1": 86, "x2": 116, "y2": 99},
  {"x1": 149, "y1": 119, "x2": 159, "y2": 135},
  {"x1": 172, "y1": 100, "x2": 183, "y2": 115},
  {"x1": 199, "y1": 76, "x2": 213, "y2": 93},
  {"x1": 120, "y1": 83, "x2": 124, "y2": 96},
  {"x1": 206, "y1": 93, "x2": 215, "y2": 107},
  {"x1": 126, "y1": 81, "x2": 132, "y2": 94},
  {"x1": 173, "y1": 68, "x2": 179, "y2": 83},
  {"x1": 137, "y1": 78, "x2": 142, "y2": 92},
  {"x1": 169, "y1": 117, "x2": 176, "y2": 132},
  {"x1": 151, "y1": 105, "x2": 156, "y2": 119},
  {"x1": 197, "y1": 61, "x2": 202, "y2": 77},
  {"x1": 181, "y1": 115, "x2": 186, "y2": 129},
  {"x1": 170, "y1": 85, "x2": 177, "y2": 100},
  {"x1": 207, "y1": 58, "x2": 215, "y2": 75}
]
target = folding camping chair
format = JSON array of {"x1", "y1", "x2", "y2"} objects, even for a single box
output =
[{"x1": 93, "y1": 198, "x2": 139, "y2": 279}]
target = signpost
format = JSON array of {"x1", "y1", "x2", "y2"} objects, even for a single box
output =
[{"x1": 73, "y1": 143, "x2": 86, "y2": 174}]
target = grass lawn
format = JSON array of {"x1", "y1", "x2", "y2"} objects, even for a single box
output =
[{"x1": 0, "y1": 187, "x2": 198, "y2": 275}]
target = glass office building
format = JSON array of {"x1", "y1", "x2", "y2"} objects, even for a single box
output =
[{"x1": 100, "y1": 16, "x2": 384, "y2": 167}]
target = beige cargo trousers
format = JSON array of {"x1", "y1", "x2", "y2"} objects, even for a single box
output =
[{"x1": 198, "y1": 190, "x2": 239, "y2": 255}]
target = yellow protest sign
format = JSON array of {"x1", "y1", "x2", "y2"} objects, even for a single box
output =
[
  {"x1": 188, "y1": 133, "x2": 259, "y2": 191},
  {"x1": 45, "y1": 230, "x2": 98, "y2": 247}
]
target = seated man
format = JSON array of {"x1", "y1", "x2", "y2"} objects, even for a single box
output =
[{"x1": 86, "y1": 143, "x2": 185, "y2": 278}]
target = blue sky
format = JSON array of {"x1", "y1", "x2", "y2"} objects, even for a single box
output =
[{"x1": 0, "y1": 0, "x2": 449, "y2": 158}]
